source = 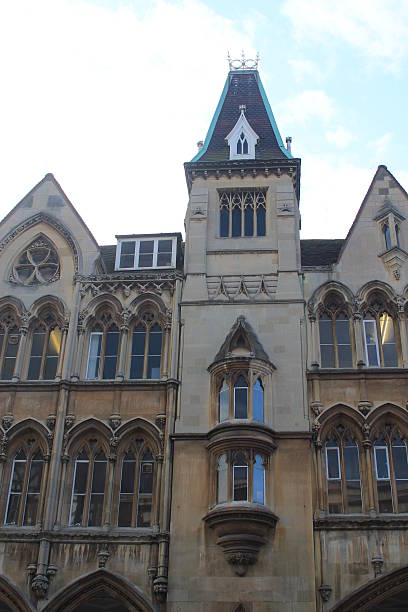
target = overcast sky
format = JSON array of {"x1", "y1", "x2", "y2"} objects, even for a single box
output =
[{"x1": 1, "y1": 0, "x2": 408, "y2": 244}]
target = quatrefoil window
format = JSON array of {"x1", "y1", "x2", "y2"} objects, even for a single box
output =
[{"x1": 11, "y1": 236, "x2": 60, "y2": 285}]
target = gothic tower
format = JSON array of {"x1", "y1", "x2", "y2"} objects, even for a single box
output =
[{"x1": 168, "y1": 60, "x2": 315, "y2": 610}]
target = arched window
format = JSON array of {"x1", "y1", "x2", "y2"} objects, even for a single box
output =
[
  {"x1": 363, "y1": 309, "x2": 398, "y2": 367},
  {"x1": 118, "y1": 447, "x2": 155, "y2": 528},
  {"x1": 5, "y1": 446, "x2": 45, "y2": 526},
  {"x1": 27, "y1": 313, "x2": 62, "y2": 380},
  {"x1": 234, "y1": 375, "x2": 248, "y2": 419},
  {"x1": 373, "y1": 433, "x2": 408, "y2": 513},
  {"x1": 237, "y1": 132, "x2": 249, "y2": 155},
  {"x1": 86, "y1": 312, "x2": 120, "y2": 380},
  {"x1": 324, "y1": 431, "x2": 362, "y2": 514},
  {"x1": 253, "y1": 379, "x2": 264, "y2": 422},
  {"x1": 0, "y1": 311, "x2": 21, "y2": 380},
  {"x1": 395, "y1": 224, "x2": 401, "y2": 247},
  {"x1": 383, "y1": 222, "x2": 392, "y2": 250},
  {"x1": 218, "y1": 189, "x2": 267, "y2": 238},
  {"x1": 129, "y1": 314, "x2": 163, "y2": 379},
  {"x1": 215, "y1": 449, "x2": 265, "y2": 505},
  {"x1": 70, "y1": 445, "x2": 107, "y2": 527},
  {"x1": 319, "y1": 304, "x2": 353, "y2": 368},
  {"x1": 219, "y1": 379, "x2": 229, "y2": 423}
]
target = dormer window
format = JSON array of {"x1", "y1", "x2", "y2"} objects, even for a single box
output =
[
  {"x1": 115, "y1": 236, "x2": 177, "y2": 270},
  {"x1": 226, "y1": 107, "x2": 259, "y2": 160}
]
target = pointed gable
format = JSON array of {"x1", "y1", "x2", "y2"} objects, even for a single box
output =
[
  {"x1": 212, "y1": 315, "x2": 270, "y2": 364},
  {"x1": 192, "y1": 70, "x2": 291, "y2": 162},
  {"x1": 225, "y1": 107, "x2": 259, "y2": 160}
]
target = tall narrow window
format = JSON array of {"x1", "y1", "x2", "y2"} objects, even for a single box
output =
[
  {"x1": 325, "y1": 434, "x2": 362, "y2": 514},
  {"x1": 86, "y1": 314, "x2": 120, "y2": 380},
  {"x1": 70, "y1": 446, "x2": 107, "y2": 527},
  {"x1": 395, "y1": 224, "x2": 400, "y2": 247},
  {"x1": 220, "y1": 202, "x2": 229, "y2": 237},
  {"x1": 253, "y1": 379, "x2": 264, "y2": 422},
  {"x1": 325, "y1": 438, "x2": 342, "y2": 513},
  {"x1": 129, "y1": 317, "x2": 162, "y2": 380},
  {"x1": 391, "y1": 437, "x2": 408, "y2": 513},
  {"x1": 5, "y1": 447, "x2": 44, "y2": 526},
  {"x1": 343, "y1": 438, "x2": 362, "y2": 513},
  {"x1": 217, "y1": 453, "x2": 228, "y2": 504},
  {"x1": 234, "y1": 375, "x2": 248, "y2": 419},
  {"x1": 363, "y1": 312, "x2": 398, "y2": 367},
  {"x1": 319, "y1": 312, "x2": 352, "y2": 368},
  {"x1": 383, "y1": 223, "x2": 392, "y2": 250},
  {"x1": 0, "y1": 312, "x2": 21, "y2": 380},
  {"x1": 233, "y1": 452, "x2": 248, "y2": 501},
  {"x1": 374, "y1": 437, "x2": 393, "y2": 513},
  {"x1": 253, "y1": 454, "x2": 265, "y2": 504},
  {"x1": 319, "y1": 315, "x2": 335, "y2": 368},
  {"x1": 231, "y1": 203, "x2": 242, "y2": 238},
  {"x1": 27, "y1": 315, "x2": 62, "y2": 380},
  {"x1": 219, "y1": 379, "x2": 229, "y2": 422},
  {"x1": 118, "y1": 447, "x2": 155, "y2": 528}
]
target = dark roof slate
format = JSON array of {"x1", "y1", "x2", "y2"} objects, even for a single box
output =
[
  {"x1": 300, "y1": 239, "x2": 344, "y2": 267},
  {"x1": 197, "y1": 71, "x2": 289, "y2": 162},
  {"x1": 100, "y1": 245, "x2": 116, "y2": 272},
  {"x1": 213, "y1": 316, "x2": 270, "y2": 364}
]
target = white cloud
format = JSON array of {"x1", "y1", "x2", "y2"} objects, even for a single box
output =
[
  {"x1": 288, "y1": 58, "x2": 321, "y2": 82},
  {"x1": 368, "y1": 132, "x2": 392, "y2": 156},
  {"x1": 282, "y1": 0, "x2": 408, "y2": 71},
  {"x1": 325, "y1": 126, "x2": 356, "y2": 148},
  {"x1": 277, "y1": 90, "x2": 335, "y2": 128},
  {"x1": 0, "y1": 0, "x2": 257, "y2": 244},
  {"x1": 299, "y1": 155, "x2": 374, "y2": 238}
]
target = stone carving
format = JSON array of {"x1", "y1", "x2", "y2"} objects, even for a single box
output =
[
  {"x1": 153, "y1": 576, "x2": 168, "y2": 602},
  {"x1": 109, "y1": 414, "x2": 122, "y2": 430},
  {"x1": 358, "y1": 401, "x2": 373, "y2": 416},
  {"x1": 318, "y1": 584, "x2": 332, "y2": 602},
  {"x1": 155, "y1": 414, "x2": 166, "y2": 432},
  {"x1": 310, "y1": 401, "x2": 323, "y2": 416},
  {"x1": 97, "y1": 548, "x2": 110, "y2": 568},
  {"x1": 10, "y1": 236, "x2": 60, "y2": 285},
  {"x1": 207, "y1": 274, "x2": 277, "y2": 301},
  {"x1": 31, "y1": 574, "x2": 49, "y2": 599},
  {"x1": 47, "y1": 415, "x2": 56, "y2": 430},
  {"x1": 78, "y1": 271, "x2": 182, "y2": 300},
  {"x1": 0, "y1": 434, "x2": 8, "y2": 461},
  {"x1": 65, "y1": 415, "x2": 76, "y2": 430},
  {"x1": 1, "y1": 415, "x2": 13, "y2": 431},
  {"x1": 372, "y1": 555, "x2": 384, "y2": 577}
]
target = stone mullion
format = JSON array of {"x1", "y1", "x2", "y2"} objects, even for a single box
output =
[
  {"x1": 103, "y1": 454, "x2": 117, "y2": 529},
  {"x1": 11, "y1": 326, "x2": 28, "y2": 382},
  {"x1": 353, "y1": 312, "x2": 366, "y2": 367},
  {"x1": 315, "y1": 443, "x2": 325, "y2": 514},
  {"x1": 154, "y1": 453, "x2": 163, "y2": 531},
  {"x1": 309, "y1": 314, "x2": 319, "y2": 368},
  {"x1": 116, "y1": 326, "x2": 129, "y2": 381},
  {"x1": 55, "y1": 324, "x2": 68, "y2": 382},
  {"x1": 397, "y1": 308, "x2": 408, "y2": 367},
  {"x1": 363, "y1": 438, "x2": 376, "y2": 515},
  {"x1": 161, "y1": 324, "x2": 170, "y2": 378},
  {"x1": 54, "y1": 454, "x2": 69, "y2": 529},
  {"x1": 62, "y1": 280, "x2": 82, "y2": 380}
]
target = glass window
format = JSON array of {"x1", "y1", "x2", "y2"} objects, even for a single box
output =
[
  {"x1": 325, "y1": 439, "x2": 342, "y2": 513},
  {"x1": 335, "y1": 316, "x2": 352, "y2": 367},
  {"x1": 363, "y1": 314, "x2": 398, "y2": 368},
  {"x1": 130, "y1": 325, "x2": 146, "y2": 379},
  {"x1": 217, "y1": 453, "x2": 228, "y2": 504},
  {"x1": 374, "y1": 438, "x2": 393, "y2": 513},
  {"x1": 27, "y1": 318, "x2": 62, "y2": 381},
  {"x1": 129, "y1": 320, "x2": 162, "y2": 380},
  {"x1": 119, "y1": 241, "x2": 136, "y2": 269},
  {"x1": 218, "y1": 190, "x2": 267, "y2": 239},
  {"x1": 116, "y1": 237, "x2": 176, "y2": 270},
  {"x1": 220, "y1": 205, "x2": 229, "y2": 237},
  {"x1": 86, "y1": 319, "x2": 120, "y2": 380},
  {"x1": 118, "y1": 447, "x2": 155, "y2": 528},
  {"x1": 88, "y1": 452, "x2": 107, "y2": 527},
  {"x1": 70, "y1": 447, "x2": 107, "y2": 527},
  {"x1": 70, "y1": 450, "x2": 89, "y2": 526},
  {"x1": 5, "y1": 447, "x2": 44, "y2": 526},
  {"x1": 1, "y1": 326, "x2": 20, "y2": 381},
  {"x1": 233, "y1": 453, "x2": 248, "y2": 502},
  {"x1": 234, "y1": 376, "x2": 248, "y2": 419},
  {"x1": 102, "y1": 325, "x2": 120, "y2": 379},
  {"x1": 253, "y1": 379, "x2": 264, "y2": 422},
  {"x1": 86, "y1": 330, "x2": 103, "y2": 379},
  {"x1": 137, "y1": 451, "x2": 154, "y2": 527},
  {"x1": 118, "y1": 451, "x2": 136, "y2": 527},
  {"x1": 319, "y1": 316, "x2": 335, "y2": 368},
  {"x1": 392, "y1": 438, "x2": 408, "y2": 513},
  {"x1": 138, "y1": 240, "x2": 154, "y2": 268},
  {"x1": 147, "y1": 325, "x2": 162, "y2": 379},
  {"x1": 363, "y1": 319, "x2": 380, "y2": 367},
  {"x1": 253, "y1": 454, "x2": 265, "y2": 504},
  {"x1": 244, "y1": 205, "x2": 254, "y2": 237},
  {"x1": 343, "y1": 438, "x2": 362, "y2": 513},
  {"x1": 219, "y1": 380, "x2": 229, "y2": 422},
  {"x1": 379, "y1": 313, "x2": 398, "y2": 367},
  {"x1": 383, "y1": 223, "x2": 391, "y2": 250}
]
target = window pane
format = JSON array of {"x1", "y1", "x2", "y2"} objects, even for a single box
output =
[
  {"x1": 118, "y1": 456, "x2": 136, "y2": 527},
  {"x1": 344, "y1": 441, "x2": 362, "y2": 513},
  {"x1": 253, "y1": 455, "x2": 265, "y2": 504},
  {"x1": 336, "y1": 319, "x2": 352, "y2": 367},
  {"x1": 130, "y1": 356, "x2": 144, "y2": 379},
  {"x1": 396, "y1": 480, "x2": 408, "y2": 513},
  {"x1": 256, "y1": 206, "x2": 266, "y2": 236},
  {"x1": 319, "y1": 318, "x2": 335, "y2": 367},
  {"x1": 5, "y1": 458, "x2": 26, "y2": 524},
  {"x1": 234, "y1": 387, "x2": 248, "y2": 419},
  {"x1": 30, "y1": 331, "x2": 45, "y2": 357},
  {"x1": 27, "y1": 357, "x2": 42, "y2": 381},
  {"x1": 92, "y1": 456, "x2": 107, "y2": 493},
  {"x1": 244, "y1": 207, "x2": 254, "y2": 236},
  {"x1": 346, "y1": 480, "x2": 362, "y2": 513},
  {"x1": 1, "y1": 332, "x2": 20, "y2": 380},
  {"x1": 88, "y1": 495, "x2": 104, "y2": 526},
  {"x1": 70, "y1": 495, "x2": 85, "y2": 526},
  {"x1": 327, "y1": 480, "x2": 342, "y2": 514},
  {"x1": 326, "y1": 447, "x2": 340, "y2": 479},
  {"x1": 119, "y1": 241, "x2": 135, "y2": 268},
  {"x1": 139, "y1": 459, "x2": 154, "y2": 494},
  {"x1": 375, "y1": 447, "x2": 390, "y2": 479},
  {"x1": 337, "y1": 345, "x2": 353, "y2": 368},
  {"x1": 233, "y1": 465, "x2": 247, "y2": 501},
  {"x1": 344, "y1": 444, "x2": 360, "y2": 480},
  {"x1": 5, "y1": 494, "x2": 21, "y2": 525},
  {"x1": 138, "y1": 241, "x2": 154, "y2": 268},
  {"x1": 102, "y1": 327, "x2": 120, "y2": 379},
  {"x1": 217, "y1": 454, "x2": 228, "y2": 504},
  {"x1": 219, "y1": 381, "x2": 229, "y2": 422},
  {"x1": 130, "y1": 326, "x2": 146, "y2": 379},
  {"x1": 43, "y1": 328, "x2": 61, "y2": 379},
  {"x1": 118, "y1": 496, "x2": 133, "y2": 527},
  {"x1": 364, "y1": 320, "x2": 380, "y2": 367},
  {"x1": 23, "y1": 494, "x2": 40, "y2": 526},
  {"x1": 377, "y1": 480, "x2": 393, "y2": 513},
  {"x1": 120, "y1": 459, "x2": 136, "y2": 494},
  {"x1": 136, "y1": 495, "x2": 152, "y2": 527},
  {"x1": 74, "y1": 460, "x2": 89, "y2": 494},
  {"x1": 392, "y1": 443, "x2": 408, "y2": 479},
  {"x1": 87, "y1": 333, "x2": 102, "y2": 379},
  {"x1": 147, "y1": 326, "x2": 162, "y2": 379},
  {"x1": 253, "y1": 379, "x2": 264, "y2": 422},
  {"x1": 380, "y1": 314, "x2": 397, "y2": 367},
  {"x1": 137, "y1": 457, "x2": 154, "y2": 527},
  {"x1": 157, "y1": 240, "x2": 173, "y2": 267},
  {"x1": 220, "y1": 206, "x2": 229, "y2": 237},
  {"x1": 231, "y1": 207, "x2": 241, "y2": 237}
]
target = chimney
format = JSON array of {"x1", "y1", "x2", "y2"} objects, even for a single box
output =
[
  {"x1": 286, "y1": 137, "x2": 292, "y2": 154},
  {"x1": 197, "y1": 140, "x2": 204, "y2": 150}
]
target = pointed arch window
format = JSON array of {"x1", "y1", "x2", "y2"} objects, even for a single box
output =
[
  {"x1": 363, "y1": 310, "x2": 398, "y2": 367},
  {"x1": 69, "y1": 445, "x2": 107, "y2": 527},
  {"x1": 218, "y1": 189, "x2": 267, "y2": 238},
  {"x1": 215, "y1": 449, "x2": 265, "y2": 505},
  {"x1": 319, "y1": 306, "x2": 353, "y2": 368},
  {"x1": 86, "y1": 312, "x2": 120, "y2": 380},
  {"x1": 0, "y1": 311, "x2": 21, "y2": 380},
  {"x1": 12, "y1": 236, "x2": 60, "y2": 285},
  {"x1": 324, "y1": 431, "x2": 362, "y2": 514},
  {"x1": 237, "y1": 132, "x2": 249, "y2": 155},
  {"x1": 218, "y1": 374, "x2": 264, "y2": 423},
  {"x1": 5, "y1": 446, "x2": 45, "y2": 526},
  {"x1": 129, "y1": 314, "x2": 162, "y2": 380},
  {"x1": 27, "y1": 313, "x2": 62, "y2": 380},
  {"x1": 118, "y1": 447, "x2": 155, "y2": 527},
  {"x1": 373, "y1": 433, "x2": 408, "y2": 513},
  {"x1": 234, "y1": 375, "x2": 248, "y2": 419},
  {"x1": 383, "y1": 222, "x2": 392, "y2": 251}
]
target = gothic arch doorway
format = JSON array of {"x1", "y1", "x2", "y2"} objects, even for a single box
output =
[
  {"x1": 331, "y1": 564, "x2": 408, "y2": 611},
  {"x1": 43, "y1": 570, "x2": 155, "y2": 612}
]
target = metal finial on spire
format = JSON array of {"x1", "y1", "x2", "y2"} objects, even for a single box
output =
[{"x1": 227, "y1": 51, "x2": 259, "y2": 71}]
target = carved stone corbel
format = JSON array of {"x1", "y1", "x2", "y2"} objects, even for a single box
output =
[
  {"x1": 372, "y1": 555, "x2": 384, "y2": 577},
  {"x1": 1, "y1": 415, "x2": 13, "y2": 431},
  {"x1": 153, "y1": 576, "x2": 168, "y2": 602},
  {"x1": 97, "y1": 548, "x2": 110, "y2": 568},
  {"x1": 46, "y1": 415, "x2": 56, "y2": 430},
  {"x1": 318, "y1": 584, "x2": 332, "y2": 602},
  {"x1": 109, "y1": 414, "x2": 122, "y2": 430}
]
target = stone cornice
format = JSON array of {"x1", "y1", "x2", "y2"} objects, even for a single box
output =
[
  {"x1": 307, "y1": 368, "x2": 408, "y2": 381},
  {"x1": 0, "y1": 527, "x2": 170, "y2": 544},
  {"x1": 315, "y1": 515, "x2": 408, "y2": 530},
  {"x1": 0, "y1": 378, "x2": 180, "y2": 393}
]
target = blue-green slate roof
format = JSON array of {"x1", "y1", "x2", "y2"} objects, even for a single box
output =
[{"x1": 192, "y1": 70, "x2": 292, "y2": 162}]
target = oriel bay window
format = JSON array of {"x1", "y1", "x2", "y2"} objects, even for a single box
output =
[
  {"x1": 27, "y1": 314, "x2": 62, "y2": 380},
  {"x1": 118, "y1": 447, "x2": 155, "y2": 528},
  {"x1": 218, "y1": 373, "x2": 264, "y2": 422},
  {"x1": 69, "y1": 444, "x2": 107, "y2": 527},
  {"x1": 130, "y1": 315, "x2": 162, "y2": 379},
  {"x1": 363, "y1": 311, "x2": 398, "y2": 367},
  {"x1": 5, "y1": 444, "x2": 45, "y2": 526},
  {"x1": 216, "y1": 449, "x2": 266, "y2": 505},
  {"x1": 373, "y1": 434, "x2": 408, "y2": 513},
  {"x1": 219, "y1": 189, "x2": 267, "y2": 238},
  {"x1": 86, "y1": 312, "x2": 120, "y2": 380},
  {"x1": 324, "y1": 431, "x2": 362, "y2": 514}
]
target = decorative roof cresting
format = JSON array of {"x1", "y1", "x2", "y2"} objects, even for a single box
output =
[{"x1": 227, "y1": 51, "x2": 259, "y2": 71}]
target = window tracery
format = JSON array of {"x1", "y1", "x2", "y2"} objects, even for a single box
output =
[
  {"x1": 218, "y1": 372, "x2": 264, "y2": 423},
  {"x1": 0, "y1": 310, "x2": 21, "y2": 380},
  {"x1": 216, "y1": 449, "x2": 266, "y2": 505},
  {"x1": 11, "y1": 236, "x2": 60, "y2": 286},
  {"x1": 219, "y1": 189, "x2": 267, "y2": 238},
  {"x1": 323, "y1": 426, "x2": 362, "y2": 514},
  {"x1": 86, "y1": 311, "x2": 120, "y2": 380},
  {"x1": 27, "y1": 312, "x2": 62, "y2": 380},
  {"x1": 129, "y1": 312, "x2": 162, "y2": 380},
  {"x1": 69, "y1": 440, "x2": 108, "y2": 527},
  {"x1": 4, "y1": 438, "x2": 45, "y2": 526},
  {"x1": 318, "y1": 293, "x2": 353, "y2": 368}
]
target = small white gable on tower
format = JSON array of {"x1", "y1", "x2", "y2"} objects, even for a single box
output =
[{"x1": 225, "y1": 105, "x2": 259, "y2": 160}]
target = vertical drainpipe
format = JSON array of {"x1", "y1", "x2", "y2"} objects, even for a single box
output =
[{"x1": 154, "y1": 276, "x2": 182, "y2": 602}]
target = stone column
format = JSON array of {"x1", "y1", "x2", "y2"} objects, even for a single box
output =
[
  {"x1": 353, "y1": 310, "x2": 366, "y2": 367},
  {"x1": 397, "y1": 302, "x2": 408, "y2": 367},
  {"x1": 54, "y1": 453, "x2": 69, "y2": 529},
  {"x1": 309, "y1": 314, "x2": 319, "y2": 369},
  {"x1": 161, "y1": 323, "x2": 171, "y2": 378},
  {"x1": 363, "y1": 426, "x2": 376, "y2": 515},
  {"x1": 103, "y1": 438, "x2": 118, "y2": 529},
  {"x1": 37, "y1": 453, "x2": 51, "y2": 528},
  {"x1": 62, "y1": 280, "x2": 82, "y2": 380},
  {"x1": 55, "y1": 323, "x2": 69, "y2": 382},
  {"x1": 11, "y1": 325, "x2": 28, "y2": 382},
  {"x1": 153, "y1": 453, "x2": 163, "y2": 531},
  {"x1": 72, "y1": 327, "x2": 85, "y2": 381},
  {"x1": 116, "y1": 324, "x2": 129, "y2": 382},
  {"x1": 313, "y1": 423, "x2": 325, "y2": 514}
]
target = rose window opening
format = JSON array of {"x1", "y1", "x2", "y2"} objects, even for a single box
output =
[{"x1": 12, "y1": 237, "x2": 60, "y2": 285}]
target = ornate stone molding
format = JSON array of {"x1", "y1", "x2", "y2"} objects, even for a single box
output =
[
  {"x1": 153, "y1": 576, "x2": 168, "y2": 602},
  {"x1": 203, "y1": 504, "x2": 278, "y2": 576},
  {"x1": 318, "y1": 584, "x2": 332, "y2": 602},
  {"x1": 1, "y1": 415, "x2": 13, "y2": 431},
  {"x1": 109, "y1": 414, "x2": 121, "y2": 430},
  {"x1": 207, "y1": 274, "x2": 277, "y2": 302},
  {"x1": 97, "y1": 548, "x2": 110, "y2": 568}
]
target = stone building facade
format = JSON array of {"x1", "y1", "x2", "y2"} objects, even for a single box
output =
[{"x1": 0, "y1": 62, "x2": 407, "y2": 611}]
